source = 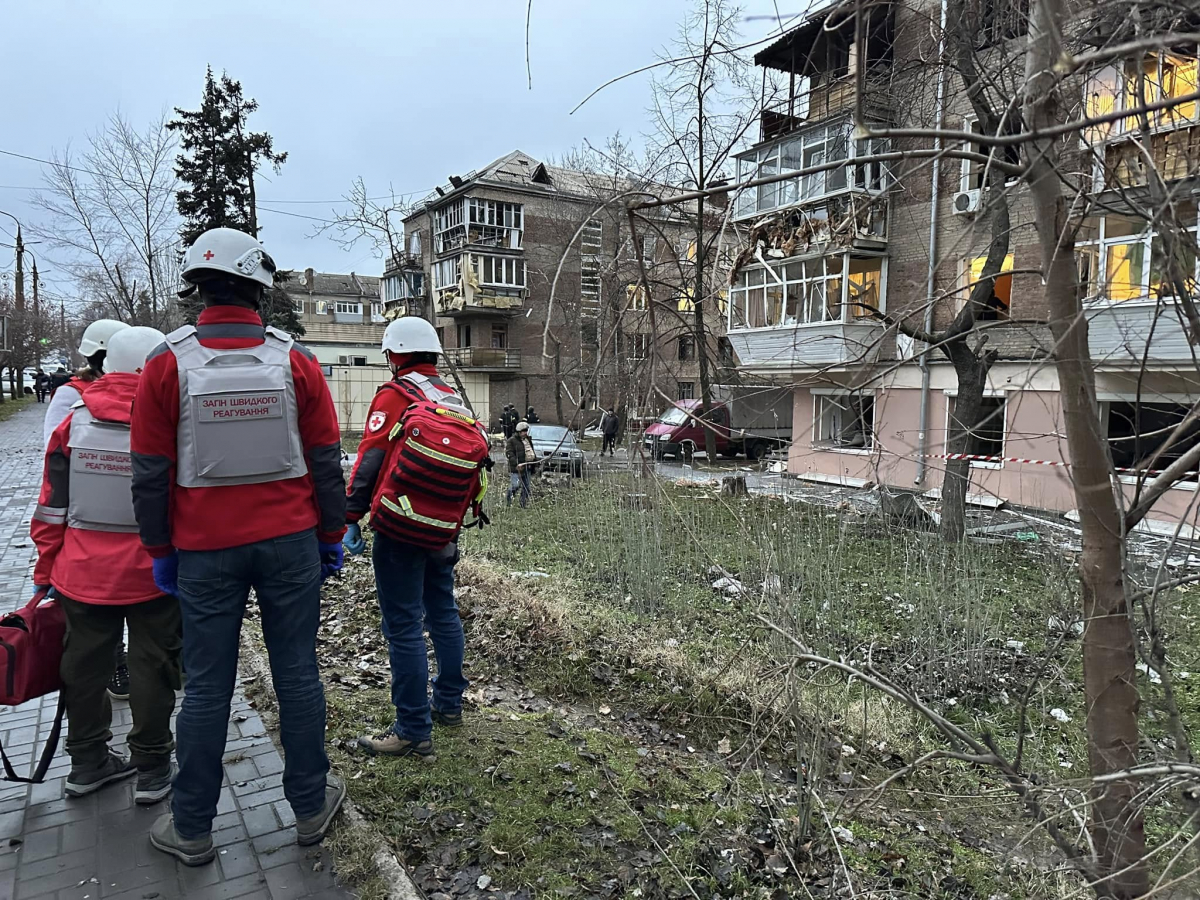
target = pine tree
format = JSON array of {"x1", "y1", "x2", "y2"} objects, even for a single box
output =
[{"x1": 169, "y1": 68, "x2": 300, "y2": 333}]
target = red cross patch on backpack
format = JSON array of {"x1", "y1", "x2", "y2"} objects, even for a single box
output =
[{"x1": 370, "y1": 374, "x2": 492, "y2": 551}]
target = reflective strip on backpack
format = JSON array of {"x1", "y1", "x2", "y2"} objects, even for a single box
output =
[
  {"x1": 477, "y1": 469, "x2": 488, "y2": 500},
  {"x1": 408, "y1": 439, "x2": 479, "y2": 469},
  {"x1": 379, "y1": 494, "x2": 458, "y2": 530},
  {"x1": 435, "y1": 407, "x2": 477, "y2": 427}
]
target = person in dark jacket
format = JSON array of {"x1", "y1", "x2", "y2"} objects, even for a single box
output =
[
  {"x1": 505, "y1": 422, "x2": 537, "y2": 508},
  {"x1": 525, "y1": 406, "x2": 540, "y2": 425},
  {"x1": 34, "y1": 369, "x2": 48, "y2": 402},
  {"x1": 500, "y1": 404, "x2": 517, "y2": 438},
  {"x1": 601, "y1": 409, "x2": 620, "y2": 456}
]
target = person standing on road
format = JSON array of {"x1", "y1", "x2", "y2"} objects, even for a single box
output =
[
  {"x1": 34, "y1": 369, "x2": 48, "y2": 403},
  {"x1": 130, "y1": 227, "x2": 348, "y2": 867},
  {"x1": 343, "y1": 317, "x2": 490, "y2": 760},
  {"x1": 501, "y1": 403, "x2": 516, "y2": 438},
  {"x1": 31, "y1": 326, "x2": 181, "y2": 806},
  {"x1": 526, "y1": 406, "x2": 540, "y2": 425},
  {"x1": 505, "y1": 421, "x2": 537, "y2": 507},
  {"x1": 601, "y1": 408, "x2": 620, "y2": 456}
]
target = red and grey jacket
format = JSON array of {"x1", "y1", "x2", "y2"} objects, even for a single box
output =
[
  {"x1": 345, "y1": 363, "x2": 455, "y2": 524},
  {"x1": 32, "y1": 373, "x2": 160, "y2": 605},
  {"x1": 130, "y1": 306, "x2": 347, "y2": 555}
]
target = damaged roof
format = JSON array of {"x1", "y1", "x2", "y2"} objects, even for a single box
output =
[
  {"x1": 754, "y1": 0, "x2": 893, "y2": 75},
  {"x1": 280, "y1": 270, "x2": 380, "y2": 298}
]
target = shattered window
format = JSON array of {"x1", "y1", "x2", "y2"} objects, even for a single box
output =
[
  {"x1": 1072, "y1": 214, "x2": 1198, "y2": 303},
  {"x1": 950, "y1": 395, "x2": 1007, "y2": 460},
  {"x1": 815, "y1": 393, "x2": 875, "y2": 449},
  {"x1": 963, "y1": 253, "x2": 1014, "y2": 320},
  {"x1": 1105, "y1": 400, "x2": 1200, "y2": 482},
  {"x1": 846, "y1": 258, "x2": 883, "y2": 318}
]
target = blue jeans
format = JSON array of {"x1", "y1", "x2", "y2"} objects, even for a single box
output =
[
  {"x1": 506, "y1": 469, "x2": 532, "y2": 507},
  {"x1": 372, "y1": 532, "x2": 468, "y2": 742},
  {"x1": 172, "y1": 529, "x2": 329, "y2": 839}
]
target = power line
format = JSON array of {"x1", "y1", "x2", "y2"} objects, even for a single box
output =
[{"x1": 0, "y1": 146, "x2": 430, "y2": 205}]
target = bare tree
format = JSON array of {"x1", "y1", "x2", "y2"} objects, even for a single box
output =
[
  {"x1": 33, "y1": 111, "x2": 180, "y2": 328},
  {"x1": 316, "y1": 177, "x2": 410, "y2": 264},
  {"x1": 645, "y1": 0, "x2": 763, "y2": 460}
]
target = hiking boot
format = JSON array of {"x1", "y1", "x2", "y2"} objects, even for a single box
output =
[
  {"x1": 149, "y1": 814, "x2": 215, "y2": 866},
  {"x1": 431, "y1": 708, "x2": 463, "y2": 728},
  {"x1": 356, "y1": 728, "x2": 435, "y2": 759},
  {"x1": 65, "y1": 751, "x2": 135, "y2": 798},
  {"x1": 134, "y1": 762, "x2": 176, "y2": 806},
  {"x1": 108, "y1": 652, "x2": 130, "y2": 701},
  {"x1": 295, "y1": 776, "x2": 347, "y2": 846}
]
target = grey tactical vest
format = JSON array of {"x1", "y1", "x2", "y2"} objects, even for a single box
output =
[
  {"x1": 167, "y1": 324, "x2": 308, "y2": 488},
  {"x1": 66, "y1": 403, "x2": 138, "y2": 533}
]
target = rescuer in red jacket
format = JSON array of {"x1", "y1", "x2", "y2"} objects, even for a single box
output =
[
  {"x1": 31, "y1": 326, "x2": 180, "y2": 806},
  {"x1": 130, "y1": 227, "x2": 347, "y2": 866},
  {"x1": 343, "y1": 316, "x2": 480, "y2": 760}
]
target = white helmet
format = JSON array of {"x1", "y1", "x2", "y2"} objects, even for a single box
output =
[
  {"x1": 181, "y1": 227, "x2": 276, "y2": 291},
  {"x1": 78, "y1": 319, "x2": 130, "y2": 358},
  {"x1": 106, "y1": 326, "x2": 166, "y2": 375},
  {"x1": 382, "y1": 316, "x2": 442, "y2": 355}
]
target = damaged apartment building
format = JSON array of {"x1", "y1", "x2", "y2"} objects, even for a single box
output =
[
  {"x1": 380, "y1": 151, "x2": 730, "y2": 428},
  {"x1": 724, "y1": 1, "x2": 1200, "y2": 531}
]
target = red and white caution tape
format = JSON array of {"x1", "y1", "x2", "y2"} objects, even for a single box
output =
[
  {"x1": 923, "y1": 453, "x2": 1196, "y2": 477},
  {"x1": 923, "y1": 453, "x2": 1069, "y2": 467}
]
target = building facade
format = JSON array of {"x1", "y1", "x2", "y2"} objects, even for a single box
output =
[
  {"x1": 381, "y1": 151, "x2": 730, "y2": 430},
  {"x1": 725, "y1": 3, "x2": 1200, "y2": 530},
  {"x1": 285, "y1": 268, "x2": 383, "y2": 367}
]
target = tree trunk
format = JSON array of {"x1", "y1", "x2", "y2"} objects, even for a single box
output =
[
  {"x1": 693, "y1": 199, "x2": 717, "y2": 462},
  {"x1": 939, "y1": 341, "x2": 990, "y2": 541},
  {"x1": 1024, "y1": 0, "x2": 1146, "y2": 893}
]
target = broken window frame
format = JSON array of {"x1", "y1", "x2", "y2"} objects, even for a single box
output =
[
  {"x1": 733, "y1": 121, "x2": 888, "y2": 220},
  {"x1": 433, "y1": 256, "x2": 462, "y2": 291},
  {"x1": 434, "y1": 199, "x2": 466, "y2": 254},
  {"x1": 1076, "y1": 210, "x2": 1199, "y2": 303},
  {"x1": 727, "y1": 253, "x2": 885, "y2": 330},
  {"x1": 959, "y1": 252, "x2": 1015, "y2": 320},
  {"x1": 813, "y1": 390, "x2": 875, "y2": 452},
  {"x1": 678, "y1": 335, "x2": 694, "y2": 361},
  {"x1": 1101, "y1": 396, "x2": 1200, "y2": 486},
  {"x1": 1083, "y1": 45, "x2": 1200, "y2": 145},
  {"x1": 491, "y1": 324, "x2": 508, "y2": 350},
  {"x1": 959, "y1": 115, "x2": 1021, "y2": 192},
  {"x1": 946, "y1": 393, "x2": 1008, "y2": 467},
  {"x1": 467, "y1": 198, "x2": 524, "y2": 250}
]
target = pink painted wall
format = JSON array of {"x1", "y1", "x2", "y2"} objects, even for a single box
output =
[{"x1": 787, "y1": 386, "x2": 1200, "y2": 530}]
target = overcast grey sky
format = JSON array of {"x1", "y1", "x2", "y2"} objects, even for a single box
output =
[{"x1": 0, "y1": 1, "x2": 786, "y2": 296}]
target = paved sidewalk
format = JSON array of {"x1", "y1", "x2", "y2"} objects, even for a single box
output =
[{"x1": 0, "y1": 404, "x2": 350, "y2": 900}]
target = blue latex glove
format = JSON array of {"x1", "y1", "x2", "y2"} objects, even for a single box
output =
[
  {"x1": 31, "y1": 585, "x2": 50, "y2": 605},
  {"x1": 153, "y1": 553, "x2": 179, "y2": 596},
  {"x1": 319, "y1": 542, "x2": 344, "y2": 581},
  {"x1": 343, "y1": 523, "x2": 366, "y2": 556}
]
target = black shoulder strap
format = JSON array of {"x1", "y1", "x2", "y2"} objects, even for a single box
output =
[{"x1": 0, "y1": 696, "x2": 64, "y2": 784}]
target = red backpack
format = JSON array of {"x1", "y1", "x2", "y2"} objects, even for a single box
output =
[{"x1": 370, "y1": 374, "x2": 493, "y2": 551}]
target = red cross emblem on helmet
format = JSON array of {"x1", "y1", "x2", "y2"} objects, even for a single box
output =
[{"x1": 203, "y1": 250, "x2": 215, "y2": 261}]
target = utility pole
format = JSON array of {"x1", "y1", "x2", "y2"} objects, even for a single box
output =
[{"x1": 11, "y1": 227, "x2": 24, "y2": 401}]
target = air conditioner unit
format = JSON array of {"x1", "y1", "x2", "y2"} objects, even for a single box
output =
[
  {"x1": 337, "y1": 355, "x2": 350, "y2": 365},
  {"x1": 952, "y1": 188, "x2": 980, "y2": 215}
]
